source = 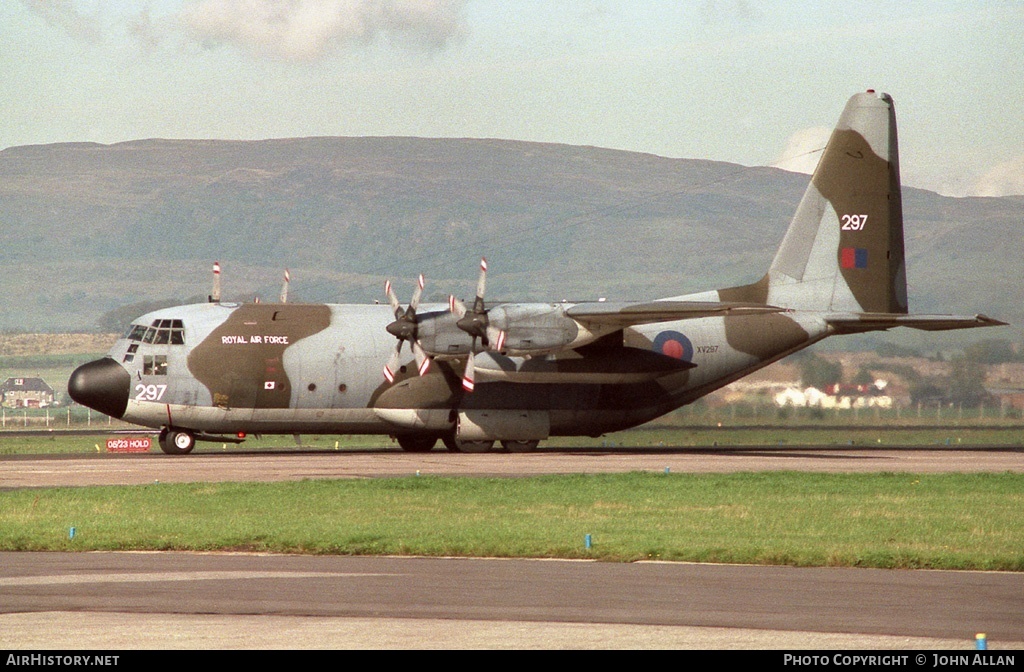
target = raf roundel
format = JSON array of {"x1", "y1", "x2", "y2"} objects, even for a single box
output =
[{"x1": 652, "y1": 330, "x2": 694, "y2": 362}]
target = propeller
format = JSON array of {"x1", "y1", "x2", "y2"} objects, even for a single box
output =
[
  {"x1": 209, "y1": 261, "x2": 221, "y2": 303},
  {"x1": 449, "y1": 258, "x2": 506, "y2": 392},
  {"x1": 280, "y1": 269, "x2": 290, "y2": 303},
  {"x1": 383, "y1": 274, "x2": 431, "y2": 383}
]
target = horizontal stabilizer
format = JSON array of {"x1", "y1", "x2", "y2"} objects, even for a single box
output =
[
  {"x1": 567, "y1": 301, "x2": 785, "y2": 329},
  {"x1": 825, "y1": 313, "x2": 1007, "y2": 334}
]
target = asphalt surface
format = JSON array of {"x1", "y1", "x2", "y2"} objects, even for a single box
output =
[
  {"x1": 2, "y1": 445, "x2": 1024, "y2": 488},
  {"x1": 1, "y1": 445, "x2": 1022, "y2": 650},
  {"x1": 2, "y1": 552, "x2": 1021, "y2": 650}
]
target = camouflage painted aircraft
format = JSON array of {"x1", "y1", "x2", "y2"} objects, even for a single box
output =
[{"x1": 68, "y1": 91, "x2": 1004, "y2": 454}]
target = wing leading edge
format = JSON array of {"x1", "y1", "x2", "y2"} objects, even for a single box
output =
[
  {"x1": 566, "y1": 300, "x2": 1005, "y2": 334},
  {"x1": 565, "y1": 300, "x2": 787, "y2": 329}
]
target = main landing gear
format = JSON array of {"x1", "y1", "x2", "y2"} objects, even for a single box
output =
[
  {"x1": 499, "y1": 440, "x2": 540, "y2": 453},
  {"x1": 395, "y1": 435, "x2": 437, "y2": 453},
  {"x1": 395, "y1": 434, "x2": 540, "y2": 453}
]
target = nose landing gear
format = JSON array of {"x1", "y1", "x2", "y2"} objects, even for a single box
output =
[{"x1": 158, "y1": 428, "x2": 196, "y2": 455}]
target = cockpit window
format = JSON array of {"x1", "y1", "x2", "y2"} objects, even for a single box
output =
[{"x1": 125, "y1": 319, "x2": 185, "y2": 345}]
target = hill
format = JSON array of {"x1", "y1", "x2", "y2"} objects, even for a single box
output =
[{"x1": 0, "y1": 137, "x2": 1019, "y2": 348}]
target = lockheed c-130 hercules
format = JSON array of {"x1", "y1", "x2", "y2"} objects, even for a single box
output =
[{"x1": 68, "y1": 91, "x2": 1004, "y2": 454}]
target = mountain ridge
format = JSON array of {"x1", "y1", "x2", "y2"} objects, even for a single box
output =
[{"x1": 0, "y1": 137, "x2": 1018, "y2": 346}]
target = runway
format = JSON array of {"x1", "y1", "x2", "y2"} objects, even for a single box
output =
[
  {"x1": 2, "y1": 446, "x2": 1022, "y2": 649},
  {"x1": 2, "y1": 551, "x2": 1022, "y2": 649},
  {"x1": 2, "y1": 445, "x2": 1023, "y2": 488}
]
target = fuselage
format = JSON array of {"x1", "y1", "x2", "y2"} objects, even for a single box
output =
[{"x1": 69, "y1": 298, "x2": 830, "y2": 445}]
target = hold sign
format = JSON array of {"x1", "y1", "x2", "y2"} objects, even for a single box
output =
[{"x1": 106, "y1": 437, "x2": 152, "y2": 453}]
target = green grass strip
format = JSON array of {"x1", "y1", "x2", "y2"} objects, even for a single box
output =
[{"x1": 2, "y1": 472, "x2": 1022, "y2": 570}]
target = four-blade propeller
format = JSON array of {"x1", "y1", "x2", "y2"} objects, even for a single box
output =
[
  {"x1": 382, "y1": 259, "x2": 507, "y2": 393},
  {"x1": 449, "y1": 258, "x2": 506, "y2": 392},
  {"x1": 383, "y1": 274, "x2": 432, "y2": 383}
]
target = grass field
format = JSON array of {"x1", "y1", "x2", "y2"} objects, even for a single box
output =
[
  {"x1": 2, "y1": 427, "x2": 1021, "y2": 571},
  {"x1": 1, "y1": 472, "x2": 1021, "y2": 571}
]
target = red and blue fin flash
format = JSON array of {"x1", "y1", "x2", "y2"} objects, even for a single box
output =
[{"x1": 840, "y1": 247, "x2": 869, "y2": 269}]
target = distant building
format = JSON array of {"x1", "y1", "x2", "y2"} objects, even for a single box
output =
[
  {"x1": 774, "y1": 380, "x2": 892, "y2": 409},
  {"x1": 1, "y1": 377, "x2": 56, "y2": 408}
]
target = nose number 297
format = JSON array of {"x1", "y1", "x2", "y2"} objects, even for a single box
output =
[{"x1": 135, "y1": 384, "x2": 167, "y2": 401}]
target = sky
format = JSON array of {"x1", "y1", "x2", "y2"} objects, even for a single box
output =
[{"x1": 3, "y1": 0, "x2": 1023, "y2": 197}]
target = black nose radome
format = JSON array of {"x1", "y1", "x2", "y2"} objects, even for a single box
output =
[{"x1": 68, "y1": 358, "x2": 131, "y2": 419}]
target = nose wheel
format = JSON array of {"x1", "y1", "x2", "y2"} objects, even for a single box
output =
[{"x1": 159, "y1": 428, "x2": 196, "y2": 455}]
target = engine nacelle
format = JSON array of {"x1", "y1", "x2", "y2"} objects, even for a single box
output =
[
  {"x1": 486, "y1": 304, "x2": 578, "y2": 355},
  {"x1": 413, "y1": 309, "x2": 472, "y2": 357},
  {"x1": 413, "y1": 303, "x2": 614, "y2": 358}
]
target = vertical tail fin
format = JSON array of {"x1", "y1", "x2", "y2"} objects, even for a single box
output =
[{"x1": 722, "y1": 91, "x2": 908, "y2": 314}]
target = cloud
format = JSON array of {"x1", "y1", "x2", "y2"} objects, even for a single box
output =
[
  {"x1": 972, "y1": 155, "x2": 1024, "y2": 197},
  {"x1": 19, "y1": 0, "x2": 102, "y2": 42},
  {"x1": 771, "y1": 126, "x2": 830, "y2": 175},
  {"x1": 179, "y1": 0, "x2": 469, "y2": 61},
  {"x1": 19, "y1": 0, "x2": 468, "y2": 60},
  {"x1": 700, "y1": 0, "x2": 763, "y2": 24}
]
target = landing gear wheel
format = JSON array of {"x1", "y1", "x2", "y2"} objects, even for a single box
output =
[
  {"x1": 441, "y1": 434, "x2": 461, "y2": 452},
  {"x1": 397, "y1": 435, "x2": 437, "y2": 453},
  {"x1": 500, "y1": 440, "x2": 540, "y2": 453},
  {"x1": 442, "y1": 435, "x2": 495, "y2": 453},
  {"x1": 161, "y1": 429, "x2": 196, "y2": 455}
]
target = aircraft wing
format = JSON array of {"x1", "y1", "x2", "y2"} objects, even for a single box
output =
[
  {"x1": 565, "y1": 300, "x2": 787, "y2": 329},
  {"x1": 825, "y1": 313, "x2": 1008, "y2": 333}
]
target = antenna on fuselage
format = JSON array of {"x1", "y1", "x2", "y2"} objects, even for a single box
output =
[
  {"x1": 209, "y1": 261, "x2": 222, "y2": 303},
  {"x1": 280, "y1": 269, "x2": 290, "y2": 304}
]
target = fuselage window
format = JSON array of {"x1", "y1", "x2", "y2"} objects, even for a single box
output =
[{"x1": 143, "y1": 355, "x2": 168, "y2": 376}]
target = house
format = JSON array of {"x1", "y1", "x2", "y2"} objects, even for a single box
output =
[
  {"x1": 774, "y1": 380, "x2": 893, "y2": 409},
  {"x1": 1, "y1": 377, "x2": 56, "y2": 408}
]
